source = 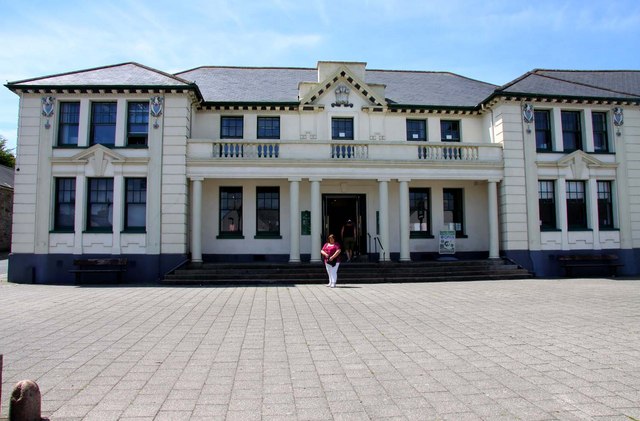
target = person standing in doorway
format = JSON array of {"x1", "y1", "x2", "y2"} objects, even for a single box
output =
[
  {"x1": 321, "y1": 234, "x2": 341, "y2": 288},
  {"x1": 341, "y1": 219, "x2": 357, "y2": 262}
]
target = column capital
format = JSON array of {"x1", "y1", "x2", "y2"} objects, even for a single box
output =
[
  {"x1": 308, "y1": 177, "x2": 323, "y2": 182},
  {"x1": 487, "y1": 178, "x2": 501, "y2": 184},
  {"x1": 377, "y1": 178, "x2": 391, "y2": 183},
  {"x1": 288, "y1": 177, "x2": 302, "y2": 182},
  {"x1": 190, "y1": 176, "x2": 204, "y2": 182},
  {"x1": 397, "y1": 178, "x2": 411, "y2": 183}
]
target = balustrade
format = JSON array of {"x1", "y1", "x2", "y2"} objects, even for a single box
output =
[{"x1": 205, "y1": 140, "x2": 491, "y2": 162}]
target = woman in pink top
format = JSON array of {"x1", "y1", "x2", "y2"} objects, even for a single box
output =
[{"x1": 321, "y1": 234, "x2": 342, "y2": 288}]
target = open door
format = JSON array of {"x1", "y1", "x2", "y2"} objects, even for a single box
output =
[{"x1": 322, "y1": 194, "x2": 366, "y2": 258}]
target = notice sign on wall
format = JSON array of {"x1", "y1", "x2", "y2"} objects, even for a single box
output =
[{"x1": 439, "y1": 230, "x2": 456, "y2": 254}]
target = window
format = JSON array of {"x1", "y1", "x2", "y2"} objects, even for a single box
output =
[
  {"x1": 409, "y1": 188, "x2": 431, "y2": 236},
  {"x1": 597, "y1": 181, "x2": 614, "y2": 230},
  {"x1": 220, "y1": 187, "x2": 242, "y2": 235},
  {"x1": 87, "y1": 178, "x2": 113, "y2": 231},
  {"x1": 566, "y1": 181, "x2": 587, "y2": 230},
  {"x1": 57, "y1": 102, "x2": 80, "y2": 146},
  {"x1": 406, "y1": 119, "x2": 427, "y2": 141},
  {"x1": 331, "y1": 117, "x2": 354, "y2": 140},
  {"x1": 538, "y1": 180, "x2": 557, "y2": 230},
  {"x1": 257, "y1": 117, "x2": 280, "y2": 139},
  {"x1": 443, "y1": 188, "x2": 464, "y2": 236},
  {"x1": 534, "y1": 110, "x2": 552, "y2": 151},
  {"x1": 256, "y1": 187, "x2": 280, "y2": 236},
  {"x1": 125, "y1": 178, "x2": 147, "y2": 231},
  {"x1": 221, "y1": 116, "x2": 243, "y2": 139},
  {"x1": 90, "y1": 102, "x2": 117, "y2": 146},
  {"x1": 127, "y1": 102, "x2": 149, "y2": 146},
  {"x1": 54, "y1": 178, "x2": 75, "y2": 231},
  {"x1": 592, "y1": 112, "x2": 609, "y2": 153},
  {"x1": 440, "y1": 120, "x2": 460, "y2": 142},
  {"x1": 561, "y1": 111, "x2": 582, "y2": 151}
]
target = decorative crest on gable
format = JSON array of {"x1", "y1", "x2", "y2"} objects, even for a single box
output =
[
  {"x1": 300, "y1": 66, "x2": 386, "y2": 108},
  {"x1": 332, "y1": 85, "x2": 353, "y2": 108}
]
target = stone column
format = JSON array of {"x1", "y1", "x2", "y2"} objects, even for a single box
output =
[
  {"x1": 310, "y1": 178, "x2": 322, "y2": 263},
  {"x1": 191, "y1": 177, "x2": 203, "y2": 263},
  {"x1": 398, "y1": 179, "x2": 411, "y2": 261},
  {"x1": 378, "y1": 179, "x2": 390, "y2": 261},
  {"x1": 289, "y1": 178, "x2": 301, "y2": 263},
  {"x1": 488, "y1": 179, "x2": 500, "y2": 259}
]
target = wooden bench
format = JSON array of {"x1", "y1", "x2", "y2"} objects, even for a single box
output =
[
  {"x1": 558, "y1": 254, "x2": 623, "y2": 277},
  {"x1": 70, "y1": 258, "x2": 128, "y2": 284}
]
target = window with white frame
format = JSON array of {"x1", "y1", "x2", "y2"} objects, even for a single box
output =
[
  {"x1": 90, "y1": 102, "x2": 117, "y2": 146},
  {"x1": 256, "y1": 187, "x2": 280, "y2": 237},
  {"x1": 592, "y1": 112, "x2": 609, "y2": 153},
  {"x1": 597, "y1": 181, "x2": 614, "y2": 230},
  {"x1": 409, "y1": 188, "x2": 431, "y2": 236},
  {"x1": 566, "y1": 181, "x2": 587, "y2": 230},
  {"x1": 538, "y1": 180, "x2": 557, "y2": 230},
  {"x1": 57, "y1": 102, "x2": 80, "y2": 146},
  {"x1": 87, "y1": 178, "x2": 113, "y2": 231},
  {"x1": 561, "y1": 111, "x2": 582, "y2": 152},
  {"x1": 534, "y1": 110, "x2": 552, "y2": 151},
  {"x1": 219, "y1": 187, "x2": 243, "y2": 236},
  {"x1": 125, "y1": 178, "x2": 147, "y2": 231},
  {"x1": 54, "y1": 178, "x2": 75, "y2": 231}
]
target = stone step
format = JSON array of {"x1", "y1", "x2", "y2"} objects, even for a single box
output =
[{"x1": 162, "y1": 258, "x2": 533, "y2": 285}]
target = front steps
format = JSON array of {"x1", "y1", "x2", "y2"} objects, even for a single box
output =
[{"x1": 161, "y1": 258, "x2": 533, "y2": 285}]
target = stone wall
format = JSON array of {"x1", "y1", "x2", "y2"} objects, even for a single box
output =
[{"x1": 0, "y1": 186, "x2": 13, "y2": 251}]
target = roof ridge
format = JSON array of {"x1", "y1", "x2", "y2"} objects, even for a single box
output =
[
  {"x1": 7, "y1": 62, "x2": 138, "y2": 85},
  {"x1": 177, "y1": 65, "x2": 316, "y2": 74},
  {"x1": 7, "y1": 62, "x2": 193, "y2": 86}
]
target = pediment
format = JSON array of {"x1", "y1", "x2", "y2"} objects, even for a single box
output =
[
  {"x1": 71, "y1": 145, "x2": 126, "y2": 176},
  {"x1": 299, "y1": 66, "x2": 386, "y2": 108},
  {"x1": 537, "y1": 150, "x2": 617, "y2": 180}
]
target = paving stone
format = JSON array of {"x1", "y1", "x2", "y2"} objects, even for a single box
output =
[{"x1": 0, "y1": 279, "x2": 639, "y2": 420}]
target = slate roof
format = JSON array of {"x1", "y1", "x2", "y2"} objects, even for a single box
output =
[
  {"x1": 0, "y1": 165, "x2": 14, "y2": 190},
  {"x1": 496, "y1": 70, "x2": 640, "y2": 100},
  {"x1": 7, "y1": 63, "x2": 640, "y2": 108},
  {"x1": 7, "y1": 63, "x2": 195, "y2": 89},
  {"x1": 176, "y1": 67, "x2": 497, "y2": 108}
]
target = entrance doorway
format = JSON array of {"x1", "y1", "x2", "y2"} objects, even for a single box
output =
[{"x1": 322, "y1": 194, "x2": 367, "y2": 257}]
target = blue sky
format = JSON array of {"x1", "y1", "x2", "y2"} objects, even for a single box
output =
[{"x1": 1, "y1": 0, "x2": 640, "y2": 151}]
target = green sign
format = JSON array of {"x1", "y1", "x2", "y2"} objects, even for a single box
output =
[{"x1": 301, "y1": 211, "x2": 310, "y2": 235}]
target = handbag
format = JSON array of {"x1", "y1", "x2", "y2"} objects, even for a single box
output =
[{"x1": 327, "y1": 258, "x2": 337, "y2": 266}]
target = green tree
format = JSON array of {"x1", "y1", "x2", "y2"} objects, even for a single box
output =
[{"x1": 0, "y1": 135, "x2": 16, "y2": 168}]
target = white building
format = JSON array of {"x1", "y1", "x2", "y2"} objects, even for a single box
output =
[{"x1": 5, "y1": 61, "x2": 640, "y2": 282}]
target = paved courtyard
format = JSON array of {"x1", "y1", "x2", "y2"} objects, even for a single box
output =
[{"x1": 0, "y1": 278, "x2": 639, "y2": 420}]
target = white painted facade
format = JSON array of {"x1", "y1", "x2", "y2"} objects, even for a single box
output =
[{"x1": 6, "y1": 62, "x2": 640, "y2": 282}]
